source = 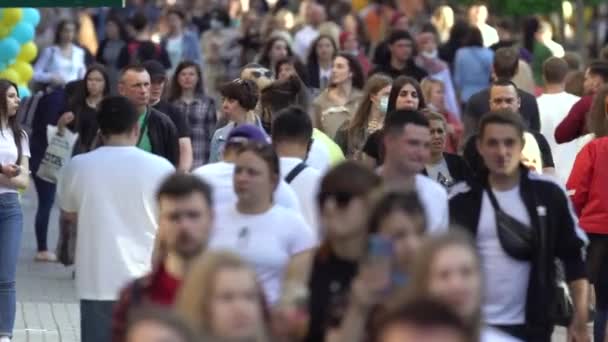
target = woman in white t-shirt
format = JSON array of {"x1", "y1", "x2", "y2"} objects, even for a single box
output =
[
  {"x1": 0, "y1": 80, "x2": 31, "y2": 341},
  {"x1": 210, "y1": 143, "x2": 317, "y2": 305},
  {"x1": 403, "y1": 231, "x2": 522, "y2": 342},
  {"x1": 33, "y1": 20, "x2": 86, "y2": 88}
]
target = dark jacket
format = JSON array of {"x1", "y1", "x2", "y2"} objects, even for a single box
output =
[
  {"x1": 369, "y1": 59, "x2": 428, "y2": 82},
  {"x1": 464, "y1": 88, "x2": 541, "y2": 139},
  {"x1": 421, "y1": 153, "x2": 472, "y2": 184},
  {"x1": 147, "y1": 107, "x2": 180, "y2": 166},
  {"x1": 449, "y1": 167, "x2": 587, "y2": 340}
]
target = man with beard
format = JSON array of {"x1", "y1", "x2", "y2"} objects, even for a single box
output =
[{"x1": 111, "y1": 173, "x2": 214, "y2": 342}]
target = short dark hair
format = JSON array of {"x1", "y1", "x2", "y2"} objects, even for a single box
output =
[
  {"x1": 318, "y1": 161, "x2": 382, "y2": 208},
  {"x1": 543, "y1": 57, "x2": 569, "y2": 84},
  {"x1": 493, "y1": 47, "x2": 519, "y2": 79},
  {"x1": 383, "y1": 110, "x2": 430, "y2": 136},
  {"x1": 167, "y1": 7, "x2": 186, "y2": 20},
  {"x1": 373, "y1": 298, "x2": 471, "y2": 342},
  {"x1": 271, "y1": 106, "x2": 312, "y2": 146},
  {"x1": 156, "y1": 173, "x2": 213, "y2": 208},
  {"x1": 119, "y1": 64, "x2": 147, "y2": 80},
  {"x1": 491, "y1": 78, "x2": 519, "y2": 92},
  {"x1": 219, "y1": 79, "x2": 259, "y2": 111},
  {"x1": 478, "y1": 109, "x2": 525, "y2": 141},
  {"x1": 388, "y1": 30, "x2": 413, "y2": 45},
  {"x1": 368, "y1": 190, "x2": 426, "y2": 235},
  {"x1": 97, "y1": 96, "x2": 138, "y2": 136},
  {"x1": 126, "y1": 307, "x2": 197, "y2": 342},
  {"x1": 129, "y1": 11, "x2": 148, "y2": 32},
  {"x1": 587, "y1": 60, "x2": 608, "y2": 83},
  {"x1": 463, "y1": 26, "x2": 484, "y2": 47}
]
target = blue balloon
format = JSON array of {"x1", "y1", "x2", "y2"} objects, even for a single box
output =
[
  {"x1": 0, "y1": 38, "x2": 20, "y2": 63},
  {"x1": 17, "y1": 85, "x2": 31, "y2": 99},
  {"x1": 22, "y1": 8, "x2": 40, "y2": 27},
  {"x1": 11, "y1": 22, "x2": 34, "y2": 44}
]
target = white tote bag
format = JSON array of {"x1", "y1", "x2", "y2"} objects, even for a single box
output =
[{"x1": 36, "y1": 125, "x2": 78, "y2": 183}]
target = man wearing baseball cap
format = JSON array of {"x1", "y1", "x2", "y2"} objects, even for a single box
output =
[
  {"x1": 193, "y1": 124, "x2": 301, "y2": 213},
  {"x1": 143, "y1": 60, "x2": 193, "y2": 172}
]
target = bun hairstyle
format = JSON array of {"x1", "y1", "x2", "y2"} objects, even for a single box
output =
[{"x1": 219, "y1": 78, "x2": 259, "y2": 111}]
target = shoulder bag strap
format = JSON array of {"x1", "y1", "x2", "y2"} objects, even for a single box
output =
[
  {"x1": 285, "y1": 162, "x2": 308, "y2": 184},
  {"x1": 485, "y1": 186, "x2": 502, "y2": 212}
]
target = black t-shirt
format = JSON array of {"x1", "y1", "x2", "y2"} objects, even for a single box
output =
[
  {"x1": 117, "y1": 40, "x2": 171, "y2": 69},
  {"x1": 305, "y1": 246, "x2": 358, "y2": 342},
  {"x1": 362, "y1": 130, "x2": 383, "y2": 164},
  {"x1": 153, "y1": 100, "x2": 191, "y2": 138}
]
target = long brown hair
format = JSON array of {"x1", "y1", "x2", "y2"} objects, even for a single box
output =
[
  {"x1": 0, "y1": 80, "x2": 24, "y2": 164},
  {"x1": 586, "y1": 84, "x2": 608, "y2": 138},
  {"x1": 175, "y1": 251, "x2": 271, "y2": 342},
  {"x1": 167, "y1": 60, "x2": 205, "y2": 102},
  {"x1": 347, "y1": 74, "x2": 392, "y2": 140}
]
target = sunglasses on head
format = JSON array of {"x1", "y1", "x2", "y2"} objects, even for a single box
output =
[
  {"x1": 250, "y1": 70, "x2": 273, "y2": 79},
  {"x1": 318, "y1": 191, "x2": 355, "y2": 208}
]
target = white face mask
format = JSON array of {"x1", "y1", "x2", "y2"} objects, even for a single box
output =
[
  {"x1": 378, "y1": 96, "x2": 389, "y2": 113},
  {"x1": 421, "y1": 50, "x2": 438, "y2": 59}
]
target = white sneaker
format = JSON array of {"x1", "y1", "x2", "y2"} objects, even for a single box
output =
[{"x1": 0, "y1": 336, "x2": 11, "y2": 342}]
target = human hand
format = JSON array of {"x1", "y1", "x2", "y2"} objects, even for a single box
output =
[
  {"x1": 567, "y1": 317, "x2": 590, "y2": 342},
  {"x1": 57, "y1": 112, "x2": 74, "y2": 134},
  {"x1": 1, "y1": 164, "x2": 21, "y2": 178}
]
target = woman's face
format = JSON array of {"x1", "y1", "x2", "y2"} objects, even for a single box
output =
[
  {"x1": 428, "y1": 245, "x2": 481, "y2": 319},
  {"x1": 395, "y1": 83, "x2": 420, "y2": 110},
  {"x1": 429, "y1": 84, "x2": 445, "y2": 109},
  {"x1": 167, "y1": 13, "x2": 183, "y2": 32},
  {"x1": 127, "y1": 321, "x2": 187, "y2": 342},
  {"x1": 60, "y1": 23, "x2": 76, "y2": 44},
  {"x1": 178, "y1": 66, "x2": 199, "y2": 91},
  {"x1": 316, "y1": 38, "x2": 335, "y2": 62},
  {"x1": 278, "y1": 63, "x2": 296, "y2": 81},
  {"x1": 377, "y1": 210, "x2": 424, "y2": 272},
  {"x1": 330, "y1": 56, "x2": 351, "y2": 85},
  {"x1": 234, "y1": 151, "x2": 277, "y2": 206},
  {"x1": 105, "y1": 21, "x2": 119, "y2": 40},
  {"x1": 6, "y1": 86, "x2": 20, "y2": 117},
  {"x1": 270, "y1": 39, "x2": 289, "y2": 63},
  {"x1": 343, "y1": 35, "x2": 359, "y2": 53},
  {"x1": 209, "y1": 268, "x2": 262, "y2": 340},
  {"x1": 86, "y1": 70, "x2": 106, "y2": 97},
  {"x1": 371, "y1": 85, "x2": 392, "y2": 108},
  {"x1": 342, "y1": 15, "x2": 358, "y2": 33},
  {"x1": 222, "y1": 98, "x2": 244, "y2": 120},
  {"x1": 429, "y1": 119, "x2": 447, "y2": 155}
]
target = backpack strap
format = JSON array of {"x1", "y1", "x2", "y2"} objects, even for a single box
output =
[{"x1": 285, "y1": 162, "x2": 307, "y2": 184}]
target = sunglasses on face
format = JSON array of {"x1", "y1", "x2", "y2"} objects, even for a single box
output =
[
  {"x1": 318, "y1": 191, "x2": 355, "y2": 208},
  {"x1": 249, "y1": 69, "x2": 273, "y2": 79}
]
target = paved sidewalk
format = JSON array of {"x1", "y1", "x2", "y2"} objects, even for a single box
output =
[{"x1": 14, "y1": 185, "x2": 79, "y2": 342}]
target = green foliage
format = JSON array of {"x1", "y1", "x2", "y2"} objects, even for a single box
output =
[{"x1": 450, "y1": 0, "x2": 601, "y2": 16}]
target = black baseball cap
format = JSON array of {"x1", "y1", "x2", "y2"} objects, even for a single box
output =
[{"x1": 143, "y1": 60, "x2": 166, "y2": 82}]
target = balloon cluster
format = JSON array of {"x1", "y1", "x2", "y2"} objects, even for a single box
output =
[{"x1": 0, "y1": 8, "x2": 40, "y2": 98}]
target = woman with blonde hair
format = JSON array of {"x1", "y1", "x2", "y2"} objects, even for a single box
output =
[
  {"x1": 334, "y1": 74, "x2": 392, "y2": 159},
  {"x1": 420, "y1": 78, "x2": 463, "y2": 153},
  {"x1": 175, "y1": 251, "x2": 271, "y2": 342},
  {"x1": 397, "y1": 230, "x2": 519, "y2": 342}
]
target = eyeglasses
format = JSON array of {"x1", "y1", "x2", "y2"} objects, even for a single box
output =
[
  {"x1": 250, "y1": 70, "x2": 273, "y2": 79},
  {"x1": 318, "y1": 191, "x2": 355, "y2": 208}
]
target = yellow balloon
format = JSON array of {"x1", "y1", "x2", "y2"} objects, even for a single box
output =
[
  {"x1": 0, "y1": 26, "x2": 9, "y2": 39},
  {"x1": 17, "y1": 41, "x2": 37, "y2": 63},
  {"x1": 2, "y1": 9, "x2": 22, "y2": 27},
  {"x1": 11, "y1": 61, "x2": 33, "y2": 82},
  {"x1": 0, "y1": 68, "x2": 21, "y2": 84}
]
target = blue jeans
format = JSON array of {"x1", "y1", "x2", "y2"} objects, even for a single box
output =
[
  {"x1": 33, "y1": 174, "x2": 55, "y2": 252},
  {"x1": 0, "y1": 193, "x2": 23, "y2": 337},
  {"x1": 80, "y1": 300, "x2": 115, "y2": 342}
]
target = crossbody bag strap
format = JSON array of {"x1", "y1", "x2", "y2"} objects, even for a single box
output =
[
  {"x1": 485, "y1": 186, "x2": 502, "y2": 212},
  {"x1": 285, "y1": 162, "x2": 308, "y2": 184}
]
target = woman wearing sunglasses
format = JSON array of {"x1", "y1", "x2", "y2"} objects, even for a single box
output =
[
  {"x1": 304, "y1": 162, "x2": 382, "y2": 342},
  {"x1": 208, "y1": 78, "x2": 266, "y2": 162},
  {"x1": 209, "y1": 142, "x2": 316, "y2": 307}
]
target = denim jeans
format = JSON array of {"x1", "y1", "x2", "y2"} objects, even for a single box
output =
[
  {"x1": 0, "y1": 193, "x2": 23, "y2": 338},
  {"x1": 33, "y1": 174, "x2": 55, "y2": 252},
  {"x1": 80, "y1": 300, "x2": 115, "y2": 342}
]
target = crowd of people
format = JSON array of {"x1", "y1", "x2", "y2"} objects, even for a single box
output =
[{"x1": 0, "y1": 0, "x2": 607, "y2": 342}]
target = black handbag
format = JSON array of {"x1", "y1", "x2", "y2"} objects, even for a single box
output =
[{"x1": 486, "y1": 188, "x2": 536, "y2": 261}]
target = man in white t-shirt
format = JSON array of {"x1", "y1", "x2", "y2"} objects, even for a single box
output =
[
  {"x1": 536, "y1": 57, "x2": 580, "y2": 184},
  {"x1": 271, "y1": 106, "x2": 322, "y2": 234},
  {"x1": 56, "y1": 96, "x2": 175, "y2": 342},
  {"x1": 379, "y1": 109, "x2": 449, "y2": 233},
  {"x1": 293, "y1": 3, "x2": 326, "y2": 60},
  {"x1": 193, "y1": 124, "x2": 301, "y2": 213}
]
